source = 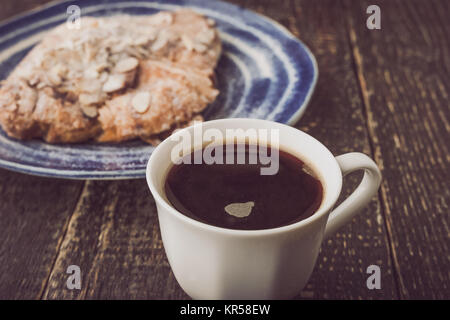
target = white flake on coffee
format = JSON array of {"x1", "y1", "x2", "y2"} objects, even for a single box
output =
[{"x1": 224, "y1": 201, "x2": 255, "y2": 218}]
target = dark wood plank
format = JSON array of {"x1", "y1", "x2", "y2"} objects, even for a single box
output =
[
  {"x1": 0, "y1": 169, "x2": 84, "y2": 299},
  {"x1": 280, "y1": 0, "x2": 397, "y2": 299},
  {"x1": 0, "y1": 0, "x2": 52, "y2": 22},
  {"x1": 344, "y1": 0, "x2": 449, "y2": 299},
  {"x1": 43, "y1": 0, "x2": 397, "y2": 299},
  {"x1": 43, "y1": 180, "x2": 188, "y2": 300}
]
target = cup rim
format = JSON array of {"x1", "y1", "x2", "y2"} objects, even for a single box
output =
[{"x1": 146, "y1": 118, "x2": 343, "y2": 236}]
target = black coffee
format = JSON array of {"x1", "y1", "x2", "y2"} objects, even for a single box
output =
[{"x1": 164, "y1": 144, "x2": 323, "y2": 230}]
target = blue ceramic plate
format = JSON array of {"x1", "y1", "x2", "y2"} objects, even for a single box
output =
[{"x1": 0, "y1": 0, "x2": 317, "y2": 179}]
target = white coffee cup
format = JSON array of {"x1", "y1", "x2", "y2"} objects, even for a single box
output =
[{"x1": 146, "y1": 118, "x2": 381, "y2": 299}]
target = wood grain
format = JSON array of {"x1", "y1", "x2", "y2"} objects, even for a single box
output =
[
  {"x1": 344, "y1": 0, "x2": 449, "y2": 299},
  {"x1": 0, "y1": 169, "x2": 84, "y2": 299},
  {"x1": 265, "y1": 0, "x2": 397, "y2": 299},
  {"x1": 0, "y1": 0, "x2": 52, "y2": 22},
  {"x1": 43, "y1": 180, "x2": 188, "y2": 300}
]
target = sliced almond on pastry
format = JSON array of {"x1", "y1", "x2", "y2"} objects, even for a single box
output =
[
  {"x1": 115, "y1": 57, "x2": 139, "y2": 73},
  {"x1": 102, "y1": 74, "x2": 126, "y2": 93},
  {"x1": 79, "y1": 92, "x2": 102, "y2": 105},
  {"x1": 80, "y1": 104, "x2": 98, "y2": 118},
  {"x1": 132, "y1": 91, "x2": 151, "y2": 113}
]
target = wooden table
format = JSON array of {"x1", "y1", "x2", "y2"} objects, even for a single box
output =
[{"x1": 0, "y1": 0, "x2": 448, "y2": 300}]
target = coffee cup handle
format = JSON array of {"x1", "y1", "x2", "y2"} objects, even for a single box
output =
[{"x1": 324, "y1": 152, "x2": 382, "y2": 239}]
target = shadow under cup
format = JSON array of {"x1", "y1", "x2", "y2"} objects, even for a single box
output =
[{"x1": 146, "y1": 118, "x2": 344, "y2": 299}]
